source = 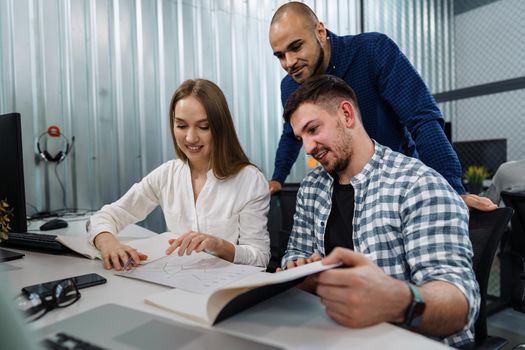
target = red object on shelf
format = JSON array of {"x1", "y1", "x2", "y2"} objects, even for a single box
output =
[{"x1": 47, "y1": 125, "x2": 61, "y2": 137}]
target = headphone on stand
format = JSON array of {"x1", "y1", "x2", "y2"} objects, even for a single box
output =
[{"x1": 36, "y1": 125, "x2": 75, "y2": 163}]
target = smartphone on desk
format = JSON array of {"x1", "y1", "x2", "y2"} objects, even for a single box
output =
[{"x1": 22, "y1": 273, "x2": 107, "y2": 297}]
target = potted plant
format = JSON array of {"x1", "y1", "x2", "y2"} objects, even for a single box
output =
[
  {"x1": 463, "y1": 166, "x2": 490, "y2": 195},
  {"x1": 0, "y1": 198, "x2": 14, "y2": 242}
]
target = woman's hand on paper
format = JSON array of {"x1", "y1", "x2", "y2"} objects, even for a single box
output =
[
  {"x1": 94, "y1": 232, "x2": 148, "y2": 271},
  {"x1": 165, "y1": 231, "x2": 235, "y2": 262}
]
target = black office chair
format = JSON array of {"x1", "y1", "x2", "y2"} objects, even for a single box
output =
[
  {"x1": 461, "y1": 208, "x2": 513, "y2": 350},
  {"x1": 267, "y1": 183, "x2": 299, "y2": 272},
  {"x1": 501, "y1": 191, "x2": 525, "y2": 313}
]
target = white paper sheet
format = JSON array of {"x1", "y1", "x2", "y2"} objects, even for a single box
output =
[
  {"x1": 56, "y1": 231, "x2": 177, "y2": 264},
  {"x1": 116, "y1": 251, "x2": 263, "y2": 294},
  {"x1": 126, "y1": 231, "x2": 179, "y2": 264}
]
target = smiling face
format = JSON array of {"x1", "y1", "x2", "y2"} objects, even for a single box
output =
[
  {"x1": 290, "y1": 102, "x2": 353, "y2": 175},
  {"x1": 269, "y1": 13, "x2": 328, "y2": 84},
  {"x1": 172, "y1": 96, "x2": 212, "y2": 167}
]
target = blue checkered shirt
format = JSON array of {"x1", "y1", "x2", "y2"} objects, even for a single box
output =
[
  {"x1": 282, "y1": 142, "x2": 479, "y2": 347},
  {"x1": 273, "y1": 31, "x2": 464, "y2": 194}
]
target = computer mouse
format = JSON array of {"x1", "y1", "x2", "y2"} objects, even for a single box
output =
[{"x1": 39, "y1": 218, "x2": 68, "y2": 231}]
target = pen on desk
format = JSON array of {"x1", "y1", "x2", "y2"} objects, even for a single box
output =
[{"x1": 122, "y1": 256, "x2": 135, "y2": 271}]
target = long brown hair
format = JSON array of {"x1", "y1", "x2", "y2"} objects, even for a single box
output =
[{"x1": 169, "y1": 79, "x2": 252, "y2": 179}]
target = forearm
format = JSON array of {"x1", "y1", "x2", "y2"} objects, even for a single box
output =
[
  {"x1": 93, "y1": 231, "x2": 119, "y2": 250},
  {"x1": 416, "y1": 280, "x2": 469, "y2": 336},
  {"x1": 414, "y1": 121, "x2": 465, "y2": 194},
  {"x1": 386, "y1": 280, "x2": 469, "y2": 336},
  {"x1": 213, "y1": 239, "x2": 236, "y2": 263}
]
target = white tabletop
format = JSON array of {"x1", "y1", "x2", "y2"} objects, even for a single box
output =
[{"x1": 2, "y1": 221, "x2": 451, "y2": 350}]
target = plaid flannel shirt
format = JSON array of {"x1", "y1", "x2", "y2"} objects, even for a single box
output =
[{"x1": 282, "y1": 142, "x2": 479, "y2": 347}]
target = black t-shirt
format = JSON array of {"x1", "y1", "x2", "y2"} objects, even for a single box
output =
[{"x1": 324, "y1": 179, "x2": 355, "y2": 255}]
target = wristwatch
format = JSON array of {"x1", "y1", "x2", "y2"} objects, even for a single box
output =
[{"x1": 401, "y1": 282, "x2": 426, "y2": 328}]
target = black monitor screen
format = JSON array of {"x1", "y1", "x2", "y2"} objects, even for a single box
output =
[
  {"x1": 452, "y1": 138, "x2": 507, "y2": 178},
  {"x1": 0, "y1": 113, "x2": 27, "y2": 232}
]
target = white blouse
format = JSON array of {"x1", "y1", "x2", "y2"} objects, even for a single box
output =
[{"x1": 88, "y1": 160, "x2": 271, "y2": 267}]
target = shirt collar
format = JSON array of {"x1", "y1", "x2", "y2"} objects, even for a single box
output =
[
  {"x1": 351, "y1": 140, "x2": 384, "y2": 187},
  {"x1": 317, "y1": 140, "x2": 383, "y2": 190},
  {"x1": 325, "y1": 29, "x2": 353, "y2": 78}
]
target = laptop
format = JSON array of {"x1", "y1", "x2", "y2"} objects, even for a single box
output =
[{"x1": 37, "y1": 304, "x2": 283, "y2": 350}]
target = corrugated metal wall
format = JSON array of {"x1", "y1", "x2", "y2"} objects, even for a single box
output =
[
  {"x1": 364, "y1": 0, "x2": 455, "y2": 122},
  {"x1": 0, "y1": 0, "x2": 451, "y2": 231}
]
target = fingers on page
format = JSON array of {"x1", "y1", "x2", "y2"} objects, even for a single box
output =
[{"x1": 166, "y1": 239, "x2": 181, "y2": 255}]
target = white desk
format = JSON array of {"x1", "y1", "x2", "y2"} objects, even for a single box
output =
[
  {"x1": 2, "y1": 222, "x2": 451, "y2": 350},
  {"x1": 26, "y1": 217, "x2": 154, "y2": 239}
]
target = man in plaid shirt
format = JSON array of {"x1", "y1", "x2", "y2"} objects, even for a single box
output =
[{"x1": 281, "y1": 75, "x2": 479, "y2": 348}]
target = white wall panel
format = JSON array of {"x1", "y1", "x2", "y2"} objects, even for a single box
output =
[
  {"x1": 364, "y1": 0, "x2": 456, "y2": 121},
  {"x1": 453, "y1": 0, "x2": 525, "y2": 161},
  {"x1": 0, "y1": 0, "x2": 361, "y2": 230},
  {"x1": 2, "y1": 0, "x2": 452, "y2": 231}
]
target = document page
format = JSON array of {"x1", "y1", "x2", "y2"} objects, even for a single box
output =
[
  {"x1": 126, "y1": 231, "x2": 178, "y2": 263},
  {"x1": 116, "y1": 252, "x2": 263, "y2": 294},
  {"x1": 55, "y1": 231, "x2": 177, "y2": 263}
]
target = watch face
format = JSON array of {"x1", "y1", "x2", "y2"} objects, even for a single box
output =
[
  {"x1": 411, "y1": 301, "x2": 426, "y2": 327},
  {"x1": 414, "y1": 301, "x2": 426, "y2": 316}
]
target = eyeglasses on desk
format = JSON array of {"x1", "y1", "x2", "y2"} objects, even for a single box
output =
[{"x1": 16, "y1": 278, "x2": 81, "y2": 322}]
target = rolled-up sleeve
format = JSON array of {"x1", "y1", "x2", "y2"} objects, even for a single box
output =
[{"x1": 400, "y1": 173, "x2": 480, "y2": 331}]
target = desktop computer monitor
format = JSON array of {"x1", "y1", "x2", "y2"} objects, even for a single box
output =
[
  {"x1": 452, "y1": 138, "x2": 507, "y2": 178},
  {"x1": 0, "y1": 113, "x2": 28, "y2": 232}
]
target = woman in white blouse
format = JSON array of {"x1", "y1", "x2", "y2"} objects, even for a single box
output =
[{"x1": 89, "y1": 79, "x2": 270, "y2": 270}]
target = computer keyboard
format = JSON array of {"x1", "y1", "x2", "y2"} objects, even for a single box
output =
[
  {"x1": 3, "y1": 232, "x2": 68, "y2": 253},
  {"x1": 42, "y1": 332, "x2": 108, "y2": 350}
]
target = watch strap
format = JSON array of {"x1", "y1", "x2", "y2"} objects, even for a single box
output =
[{"x1": 402, "y1": 282, "x2": 425, "y2": 328}]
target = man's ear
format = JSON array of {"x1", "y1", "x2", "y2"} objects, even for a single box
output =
[
  {"x1": 316, "y1": 22, "x2": 327, "y2": 43},
  {"x1": 340, "y1": 101, "x2": 356, "y2": 128}
]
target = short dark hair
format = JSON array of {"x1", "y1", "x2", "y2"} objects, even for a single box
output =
[{"x1": 283, "y1": 75, "x2": 359, "y2": 123}]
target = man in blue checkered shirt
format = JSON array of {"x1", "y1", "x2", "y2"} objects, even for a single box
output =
[
  {"x1": 281, "y1": 74, "x2": 479, "y2": 348},
  {"x1": 268, "y1": 2, "x2": 496, "y2": 214}
]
